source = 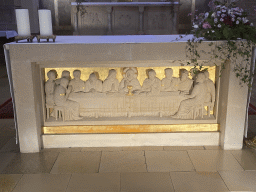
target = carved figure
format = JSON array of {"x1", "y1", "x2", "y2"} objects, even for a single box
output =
[
  {"x1": 161, "y1": 68, "x2": 180, "y2": 92},
  {"x1": 178, "y1": 69, "x2": 193, "y2": 94},
  {"x1": 68, "y1": 70, "x2": 85, "y2": 93},
  {"x1": 204, "y1": 71, "x2": 215, "y2": 107},
  {"x1": 141, "y1": 69, "x2": 161, "y2": 95},
  {"x1": 119, "y1": 68, "x2": 141, "y2": 93},
  {"x1": 53, "y1": 78, "x2": 82, "y2": 120},
  {"x1": 55, "y1": 70, "x2": 71, "y2": 85},
  {"x1": 45, "y1": 70, "x2": 57, "y2": 106},
  {"x1": 102, "y1": 69, "x2": 119, "y2": 93},
  {"x1": 85, "y1": 72, "x2": 103, "y2": 92},
  {"x1": 172, "y1": 73, "x2": 207, "y2": 119}
]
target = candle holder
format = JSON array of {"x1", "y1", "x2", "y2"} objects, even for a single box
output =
[
  {"x1": 36, "y1": 35, "x2": 56, "y2": 43},
  {"x1": 15, "y1": 35, "x2": 35, "y2": 43}
]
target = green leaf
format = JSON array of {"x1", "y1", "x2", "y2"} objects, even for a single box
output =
[{"x1": 223, "y1": 27, "x2": 230, "y2": 39}]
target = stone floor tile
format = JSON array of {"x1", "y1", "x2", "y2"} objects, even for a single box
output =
[
  {"x1": 12, "y1": 174, "x2": 71, "y2": 192},
  {"x1": 99, "y1": 151, "x2": 147, "y2": 172},
  {"x1": 204, "y1": 145, "x2": 221, "y2": 150},
  {"x1": 0, "y1": 153, "x2": 16, "y2": 173},
  {"x1": 187, "y1": 150, "x2": 244, "y2": 172},
  {"x1": 0, "y1": 138, "x2": 20, "y2": 153},
  {"x1": 0, "y1": 174, "x2": 22, "y2": 192},
  {"x1": 50, "y1": 151, "x2": 101, "y2": 174},
  {"x1": 121, "y1": 172, "x2": 174, "y2": 192},
  {"x1": 122, "y1": 146, "x2": 163, "y2": 151},
  {"x1": 81, "y1": 147, "x2": 122, "y2": 152},
  {"x1": 170, "y1": 172, "x2": 229, "y2": 192},
  {"x1": 231, "y1": 149, "x2": 256, "y2": 170},
  {"x1": 66, "y1": 173, "x2": 120, "y2": 192},
  {"x1": 219, "y1": 171, "x2": 256, "y2": 191},
  {"x1": 2, "y1": 152, "x2": 59, "y2": 174},
  {"x1": 41, "y1": 147, "x2": 82, "y2": 152},
  {"x1": 145, "y1": 151, "x2": 195, "y2": 172},
  {"x1": 163, "y1": 146, "x2": 204, "y2": 151},
  {"x1": 0, "y1": 119, "x2": 15, "y2": 150}
]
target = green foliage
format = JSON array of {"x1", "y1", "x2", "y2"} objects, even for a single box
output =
[{"x1": 183, "y1": 0, "x2": 256, "y2": 86}]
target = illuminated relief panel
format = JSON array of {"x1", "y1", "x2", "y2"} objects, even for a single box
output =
[{"x1": 43, "y1": 66, "x2": 217, "y2": 124}]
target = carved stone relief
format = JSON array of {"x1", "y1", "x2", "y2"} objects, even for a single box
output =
[
  {"x1": 113, "y1": 8, "x2": 139, "y2": 32},
  {"x1": 44, "y1": 67, "x2": 217, "y2": 121}
]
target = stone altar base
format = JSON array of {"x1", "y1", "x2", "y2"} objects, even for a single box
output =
[{"x1": 4, "y1": 35, "x2": 254, "y2": 153}]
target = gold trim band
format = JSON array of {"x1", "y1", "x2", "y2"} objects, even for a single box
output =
[{"x1": 43, "y1": 124, "x2": 219, "y2": 134}]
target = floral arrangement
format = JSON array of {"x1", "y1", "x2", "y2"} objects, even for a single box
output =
[
  {"x1": 190, "y1": 0, "x2": 256, "y2": 42},
  {"x1": 179, "y1": 0, "x2": 256, "y2": 86}
]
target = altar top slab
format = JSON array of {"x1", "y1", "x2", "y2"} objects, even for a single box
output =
[
  {"x1": 9, "y1": 35, "x2": 208, "y2": 45},
  {"x1": 71, "y1": 2, "x2": 180, "y2": 6}
]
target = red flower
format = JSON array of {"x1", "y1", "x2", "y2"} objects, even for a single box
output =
[{"x1": 223, "y1": 15, "x2": 233, "y2": 27}]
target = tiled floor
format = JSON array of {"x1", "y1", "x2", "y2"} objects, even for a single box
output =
[
  {"x1": 1, "y1": 144, "x2": 256, "y2": 191},
  {"x1": 1, "y1": 59, "x2": 256, "y2": 191}
]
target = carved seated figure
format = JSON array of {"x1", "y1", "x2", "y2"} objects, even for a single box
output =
[
  {"x1": 172, "y1": 73, "x2": 207, "y2": 119},
  {"x1": 85, "y1": 72, "x2": 103, "y2": 92},
  {"x1": 204, "y1": 71, "x2": 215, "y2": 108},
  {"x1": 53, "y1": 78, "x2": 82, "y2": 120},
  {"x1": 161, "y1": 68, "x2": 180, "y2": 92},
  {"x1": 55, "y1": 70, "x2": 71, "y2": 85},
  {"x1": 119, "y1": 68, "x2": 141, "y2": 94},
  {"x1": 102, "y1": 69, "x2": 119, "y2": 93},
  {"x1": 68, "y1": 70, "x2": 85, "y2": 93},
  {"x1": 141, "y1": 69, "x2": 161, "y2": 96},
  {"x1": 45, "y1": 70, "x2": 56, "y2": 106},
  {"x1": 178, "y1": 69, "x2": 193, "y2": 94}
]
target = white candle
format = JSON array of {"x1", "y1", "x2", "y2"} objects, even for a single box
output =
[
  {"x1": 15, "y1": 9, "x2": 31, "y2": 36},
  {"x1": 38, "y1": 10, "x2": 53, "y2": 36}
]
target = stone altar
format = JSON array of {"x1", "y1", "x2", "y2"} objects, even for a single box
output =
[
  {"x1": 71, "y1": 1, "x2": 180, "y2": 35},
  {"x1": 4, "y1": 35, "x2": 255, "y2": 153}
]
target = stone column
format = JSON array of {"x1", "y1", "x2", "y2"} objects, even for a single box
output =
[
  {"x1": 73, "y1": 10, "x2": 78, "y2": 35},
  {"x1": 138, "y1": 6, "x2": 144, "y2": 35},
  {"x1": 106, "y1": 6, "x2": 113, "y2": 35},
  {"x1": 54, "y1": 0, "x2": 59, "y2": 28},
  {"x1": 171, "y1": 2, "x2": 180, "y2": 34},
  {"x1": 191, "y1": 0, "x2": 195, "y2": 24}
]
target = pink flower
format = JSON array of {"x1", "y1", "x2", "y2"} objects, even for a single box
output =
[{"x1": 202, "y1": 22, "x2": 212, "y2": 29}]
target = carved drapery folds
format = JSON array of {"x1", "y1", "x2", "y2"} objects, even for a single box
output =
[{"x1": 44, "y1": 67, "x2": 216, "y2": 121}]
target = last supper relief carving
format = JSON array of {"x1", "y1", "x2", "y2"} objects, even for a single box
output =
[{"x1": 44, "y1": 66, "x2": 216, "y2": 121}]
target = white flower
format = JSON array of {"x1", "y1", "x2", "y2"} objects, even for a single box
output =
[
  {"x1": 214, "y1": 18, "x2": 218, "y2": 23},
  {"x1": 212, "y1": 30, "x2": 215, "y2": 33},
  {"x1": 232, "y1": 18, "x2": 235, "y2": 22},
  {"x1": 205, "y1": 12, "x2": 209, "y2": 18},
  {"x1": 217, "y1": 11, "x2": 221, "y2": 14},
  {"x1": 237, "y1": 17, "x2": 241, "y2": 20},
  {"x1": 211, "y1": 12, "x2": 216, "y2": 17},
  {"x1": 236, "y1": 20, "x2": 239, "y2": 24},
  {"x1": 220, "y1": 18, "x2": 224, "y2": 22},
  {"x1": 222, "y1": 9, "x2": 226, "y2": 12},
  {"x1": 250, "y1": 23, "x2": 254, "y2": 26},
  {"x1": 216, "y1": 5, "x2": 221, "y2": 8},
  {"x1": 207, "y1": 31, "x2": 209, "y2": 33},
  {"x1": 218, "y1": 24, "x2": 221, "y2": 28},
  {"x1": 221, "y1": 14, "x2": 226, "y2": 17},
  {"x1": 242, "y1": 17, "x2": 249, "y2": 23},
  {"x1": 193, "y1": 25, "x2": 199, "y2": 28},
  {"x1": 231, "y1": 14, "x2": 236, "y2": 18}
]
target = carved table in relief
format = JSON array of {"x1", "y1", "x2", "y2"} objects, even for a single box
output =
[{"x1": 68, "y1": 91, "x2": 185, "y2": 118}]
